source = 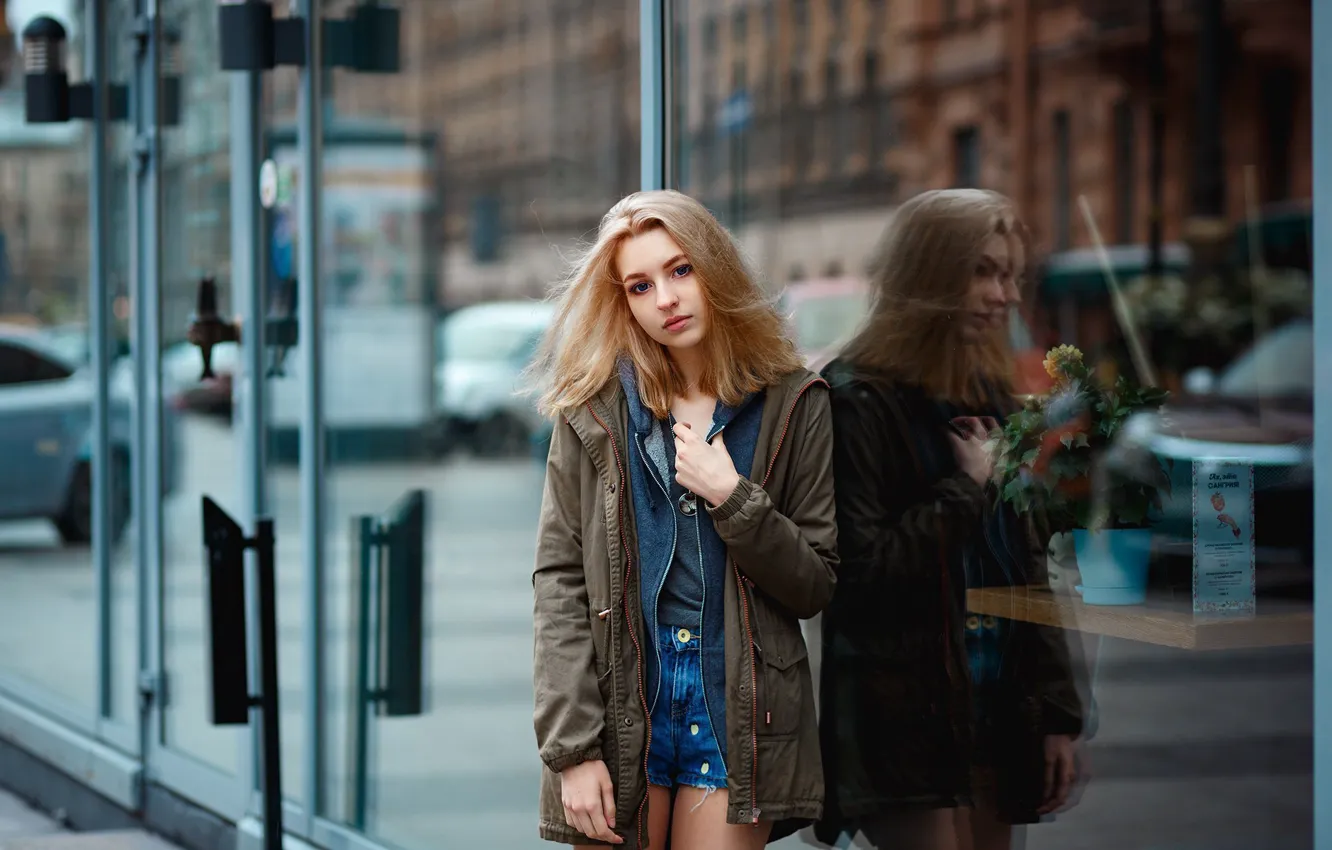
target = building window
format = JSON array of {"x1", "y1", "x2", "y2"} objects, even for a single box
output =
[
  {"x1": 733, "y1": 8, "x2": 747, "y2": 44},
  {"x1": 829, "y1": 0, "x2": 845, "y2": 39},
  {"x1": 703, "y1": 16, "x2": 718, "y2": 54},
  {"x1": 942, "y1": 0, "x2": 958, "y2": 22},
  {"x1": 953, "y1": 125, "x2": 980, "y2": 187},
  {"x1": 1053, "y1": 109, "x2": 1072, "y2": 251},
  {"x1": 860, "y1": 50, "x2": 881, "y2": 165},
  {"x1": 1261, "y1": 66, "x2": 1296, "y2": 203},
  {"x1": 1112, "y1": 100, "x2": 1136, "y2": 244}
]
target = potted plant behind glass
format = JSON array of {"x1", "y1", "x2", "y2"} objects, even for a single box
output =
[{"x1": 994, "y1": 345, "x2": 1172, "y2": 605}]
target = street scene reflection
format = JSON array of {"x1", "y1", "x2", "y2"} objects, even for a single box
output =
[{"x1": 0, "y1": 0, "x2": 1316, "y2": 849}]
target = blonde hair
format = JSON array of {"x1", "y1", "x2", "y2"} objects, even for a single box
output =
[
  {"x1": 842, "y1": 188, "x2": 1030, "y2": 405},
  {"x1": 532, "y1": 190, "x2": 803, "y2": 419}
]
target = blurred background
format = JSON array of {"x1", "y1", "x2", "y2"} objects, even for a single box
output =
[{"x1": 0, "y1": 1, "x2": 1316, "y2": 849}]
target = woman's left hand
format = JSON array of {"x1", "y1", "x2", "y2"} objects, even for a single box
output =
[
  {"x1": 673, "y1": 424, "x2": 741, "y2": 507},
  {"x1": 1038, "y1": 733, "x2": 1083, "y2": 814}
]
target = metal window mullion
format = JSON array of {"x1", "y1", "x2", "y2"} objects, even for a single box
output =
[
  {"x1": 298, "y1": 0, "x2": 327, "y2": 827},
  {"x1": 230, "y1": 43, "x2": 267, "y2": 832},
  {"x1": 144, "y1": 0, "x2": 166, "y2": 746},
  {"x1": 127, "y1": 0, "x2": 162, "y2": 762},
  {"x1": 88, "y1": 0, "x2": 115, "y2": 730},
  {"x1": 1312, "y1": 0, "x2": 1331, "y2": 844},
  {"x1": 641, "y1": 0, "x2": 669, "y2": 190}
]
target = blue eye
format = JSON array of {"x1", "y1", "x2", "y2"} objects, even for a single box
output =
[
  {"x1": 672, "y1": 264, "x2": 692, "y2": 278},
  {"x1": 629, "y1": 281, "x2": 652, "y2": 294}
]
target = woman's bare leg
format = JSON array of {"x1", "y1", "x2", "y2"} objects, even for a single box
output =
[
  {"x1": 670, "y1": 787, "x2": 772, "y2": 850},
  {"x1": 961, "y1": 800, "x2": 1013, "y2": 850},
  {"x1": 576, "y1": 784, "x2": 673, "y2": 850},
  {"x1": 859, "y1": 807, "x2": 962, "y2": 850}
]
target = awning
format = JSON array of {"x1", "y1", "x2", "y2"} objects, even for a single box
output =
[{"x1": 1039, "y1": 242, "x2": 1192, "y2": 302}]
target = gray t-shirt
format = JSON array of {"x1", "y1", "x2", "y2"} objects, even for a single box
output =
[{"x1": 656, "y1": 417, "x2": 709, "y2": 629}]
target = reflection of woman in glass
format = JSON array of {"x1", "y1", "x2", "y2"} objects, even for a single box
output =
[
  {"x1": 529, "y1": 190, "x2": 838, "y2": 848},
  {"x1": 815, "y1": 189, "x2": 1086, "y2": 850}
]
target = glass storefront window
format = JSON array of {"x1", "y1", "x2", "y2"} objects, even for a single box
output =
[
  {"x1": 670, "y1": 1, "x2": 1315, "y2": 848},
  {"x1": 0, "y1": 3, "x2": 1323, "y2": 850},
  {"x1": 0, "y1": 1, "x2": 101, "y2": 718},
  {"x1": 310, "y1": 2, "x2": 640, "y2": 846}
]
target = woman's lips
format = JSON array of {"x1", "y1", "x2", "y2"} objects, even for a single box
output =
[{"x1": 664, "y1": 315, "x2": 693, "y2": 333}]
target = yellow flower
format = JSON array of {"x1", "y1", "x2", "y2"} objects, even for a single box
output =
[{"x1": 1043, "y1": 344, "x2": 1084, "y2": 384}]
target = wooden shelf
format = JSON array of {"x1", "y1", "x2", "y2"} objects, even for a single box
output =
[{"x1": 966, "y1": 586, "x2": 1313, "y2": 651}]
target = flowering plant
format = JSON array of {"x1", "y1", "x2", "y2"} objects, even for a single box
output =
[{"x1": 993, "y1": 345, "x2": 1171, "y2": 532}]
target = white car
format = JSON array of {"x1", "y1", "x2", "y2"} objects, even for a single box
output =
[{"x1": 434, "y1": 300, "x2": 556, "y2": 456}]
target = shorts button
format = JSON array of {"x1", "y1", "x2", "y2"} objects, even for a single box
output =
[
  {"x1": 690, "y1": 723, "x2": 699, "y2": 736},
  {"x1": 700, "y1": 762, "x2": 710, "y2": 775},
  {"x1": 677, "y1": 628, "x2": 691, "y2": 643}
]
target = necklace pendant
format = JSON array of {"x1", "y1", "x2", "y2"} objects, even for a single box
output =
[{"x1": 678, "y1": 491, "x2": 698, "y2": 516}]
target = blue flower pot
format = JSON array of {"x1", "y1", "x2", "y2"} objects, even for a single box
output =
[{"x1": 1072, "y1": 528, "x2": 1153, "y2": 606}]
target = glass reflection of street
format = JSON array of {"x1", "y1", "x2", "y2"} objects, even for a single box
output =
[{"x1": 0, "y1": 412, "x2": 1311, "y2": 849}]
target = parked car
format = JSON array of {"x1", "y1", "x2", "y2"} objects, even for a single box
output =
[
  {"x1": 1111, "y1": 320, "x2": 1314, "y2": 591},
  {"x1": 434, "y1": 299, "x2": 556, "y2": 456},
  {"x1": 0, "y1": 324, "x2": 179, "y2": 546},
  {"x1": 779, "y1": 277, "x2": 870, "y2": 371}
]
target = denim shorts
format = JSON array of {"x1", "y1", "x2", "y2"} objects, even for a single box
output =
[{"x1": 645, "y1": 625, "x2": 728, "y2": 790}]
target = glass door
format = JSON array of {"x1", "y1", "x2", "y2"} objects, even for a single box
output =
[
  {"x1": 142, "y1": 0, "x2": 257, "y2": 819},
  {"x1": 307, "y1": 2, "x2": 642, "y2": 848}
]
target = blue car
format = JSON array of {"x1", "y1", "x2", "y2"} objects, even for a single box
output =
[{"x1": 0, "y1": 325, "x2": 178, "y2": 546}]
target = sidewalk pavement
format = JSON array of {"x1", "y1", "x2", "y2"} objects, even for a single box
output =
[{"x1": 0, "y1": 791, "x2": 178, "y2": 850}]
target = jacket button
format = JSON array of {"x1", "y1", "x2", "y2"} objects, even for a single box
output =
[
  {"x1": 608, "y1": 481, "x2": 617, "y2": 493},
  {"x1": 624, "y1": 717, "x2": 633, "y2": 727}
]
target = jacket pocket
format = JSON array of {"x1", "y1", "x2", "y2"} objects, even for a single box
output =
[
  {"x1": 754, "y1": 609, "x2": 810, "y2": 739},
  {"x1": 589, "y1": 599, "x2": 613, "y2": 680}
]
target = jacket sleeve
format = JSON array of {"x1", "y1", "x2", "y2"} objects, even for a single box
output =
[
  {"x1": 831, "y1": 380, "x2": 990, "y2": 594},
  {"x1": 707, "y1": 385, "x2": 839, "y2": 619},
  {"x1": 531, "y1": 416, "x2": 605, "y2": 773}
]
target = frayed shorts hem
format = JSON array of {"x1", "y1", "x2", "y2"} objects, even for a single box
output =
[{"x1": 647, "y1": 771, "x2": 725, "y2": 791}]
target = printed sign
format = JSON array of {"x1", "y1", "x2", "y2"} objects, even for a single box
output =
[{"x1": 1192, "y1": 459, "x2": 1256, "y2": 614}]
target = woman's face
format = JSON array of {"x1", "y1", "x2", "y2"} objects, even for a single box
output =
[
  {"x1": 958, "y1": 230, "x2": 1022, "y2": 344},
  {"x1": 615, "y1": 227, "x2": 709, "y2": 351}
]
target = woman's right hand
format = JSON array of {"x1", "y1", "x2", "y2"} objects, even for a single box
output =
[
  {"x1": 560, "y1": 759, "x2": 623, "y2": 844},
  {"x1": 948, "y1": 417, "x2": 996, "y2": 486}
]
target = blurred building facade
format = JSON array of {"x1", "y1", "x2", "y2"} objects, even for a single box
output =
[
  {"x1": 269, "y1": 0, "x2": 642, "y2": 308},
  {"x1": 671, "y1": 0, "x2": 1311, "y2": 285},
  {"x1": 0, "y1": 0, "x2": 89, "y2": 321}
]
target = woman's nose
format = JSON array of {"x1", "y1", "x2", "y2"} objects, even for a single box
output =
[{"x1": 657, "y1": 281, "x2": 679, "y2": 309}]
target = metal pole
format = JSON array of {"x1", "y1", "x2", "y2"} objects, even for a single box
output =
[
  {"x1": 298, "y1": 0, "x2": 328, "y2": 820},
  {"x1": 252, "y1": 518, "x2": 283, "y2": 850}
]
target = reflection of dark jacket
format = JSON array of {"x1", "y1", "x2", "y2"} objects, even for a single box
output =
[{"x1": 814, "y1": 360, "x2": 1085, "y2": 844}]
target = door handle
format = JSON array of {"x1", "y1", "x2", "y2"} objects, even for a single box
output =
[
  {"x1": 349, "y1": 489, "x2": 429, "y2": 718},
  {"x1": 186, "y1": 275, "x2": 300, "y2": 380}
]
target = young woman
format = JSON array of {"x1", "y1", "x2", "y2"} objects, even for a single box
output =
[
  {"x1": 815, "y1": 189, "x2": 1087, "y2": 850},
  {"x1": 530, "y1": 190, "x2": 838, "y2": 849}
]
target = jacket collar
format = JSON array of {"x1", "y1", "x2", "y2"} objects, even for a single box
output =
[{"x1": 570, "y1": 364, "x2": 824, "y2": 480}]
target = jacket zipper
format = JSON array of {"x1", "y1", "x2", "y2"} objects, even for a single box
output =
[
  {"x1": 586, "y1": 403, "x2": 650, "y2": 850},
  {"x1": 735, "y1": 377, "x2": 829, "y2": 825}
]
